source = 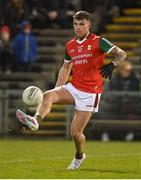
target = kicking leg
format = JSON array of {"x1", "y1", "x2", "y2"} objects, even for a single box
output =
[
  {"x1": 35, "y1": 87, "x2": 74, "y2": 121},
  {"x1": 67, "y1": 110, "x2": 92, "y2": 169},
  {"x1": 16, "y1": 87, "x2": 74, "y2": 130}
]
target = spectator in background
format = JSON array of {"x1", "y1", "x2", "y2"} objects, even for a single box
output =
[
  {"x1": 103, "y1": 0, "x2": 119, "y2": 24},
  {"x1": 105, "y1": 61, "x2": 140, "y2": 91},
  {"x1": 102, "y1": 61, "x2": 140, "y2": 141},
  {"x1": 81, "y1": 0, "x2": 119, "y2": 33},
  {"x1": 12, "y1": 20, "x2": 37, "y2": 72},
  {"x1": 0, "y1": 25, "x2": 14, "y2": 73},
  {"x1": 59, "y1": 0, "x2": 81, "y2": 28},
  {"x1": 81, "y1": 0, "x2": 104, "y2": 33},
  {"x1": 104, "y1": 61, "x2": 140, "y2": 118},
  {"x1": 3, "y1": 0, "x2": 29, "y2": 37},
  {"x1": 44, "y1": 0, "x2": 60, "y2": 28},
  {"x1": 0, "y1": 0, "x2": 9, "y2": 26},
  {"x1": 26, "y1": 0, "x2": 46, "y2": 29}
]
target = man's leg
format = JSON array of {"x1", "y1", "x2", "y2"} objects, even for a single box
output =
[
  {"x1": 16, "y1": 87, "x2": 75, "y2": 129},
  {"x1": 67, "y1": 110, "x2": 92, "y2": 169},
  {"x1": 35, "y1": 87, "x2": 75, "y2": 122},
  {"x1": 71, "y1": 110, "x2": 92, "y2": 157}
]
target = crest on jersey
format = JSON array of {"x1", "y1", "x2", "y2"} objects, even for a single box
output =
[
  {"x1": 87, "y1": 45, "x2": 92, "y2": 50},
  {"x1": 69, "y1": 49, "x2": 75, "y2": 53},
  {"x1": 78, "y1": 45, "x2": 83, "y2": 52}
]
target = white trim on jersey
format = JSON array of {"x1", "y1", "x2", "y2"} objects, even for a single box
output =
[
  {"x1": 64, "y1": 59, "x2": 71, "y2": 63},
  {"x1": 76, "y1": 32, "x2": 91, "y2": 44},
  {"x1": 76, "y1": 38, "x2": 87, "y2": 44},
  {"x1": 101, "y1": 37, "x2": 114, "y2": 46},
  {"x1": 107, "y1": 45, "x2": 116, "y2": 54}
]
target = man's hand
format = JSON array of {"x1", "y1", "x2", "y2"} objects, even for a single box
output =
[
  {"x1": 99, "y1": 62, "x2": 115, "y2": 79},
  {"x1": 100, "y1": 46, "x2": 127, "y2": 79}
]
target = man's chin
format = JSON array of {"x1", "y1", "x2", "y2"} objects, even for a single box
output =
[
  {"x1": 76, "y1": 33, "x2": 82, "y2": 37},
  {"x1": 77, "y1": 35, "x2": 87, "y2": 40}
]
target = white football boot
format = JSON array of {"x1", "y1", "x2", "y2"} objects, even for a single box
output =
[
  {"x1": 67, "y1": 153, "x2": 86, "y2": 170},
  {"x1": 16, "y1": 109, "x2": 39, "y2": 130}
]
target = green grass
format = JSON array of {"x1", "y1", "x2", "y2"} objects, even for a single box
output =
[{"x1": 0, "y1": 139, "x2": 141, "y2": 179}]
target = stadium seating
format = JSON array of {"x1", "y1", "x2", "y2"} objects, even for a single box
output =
[
  {"x1": 2, "y1": 7, "x2": 141, "y2": 139},
  {"x1": 103, "y1": 8, "x2": 141, "y2": 65}
]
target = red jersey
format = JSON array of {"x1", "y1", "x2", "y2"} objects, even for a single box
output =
[{"x1": 64, "y1": 33, "x2": 115, "y2": 93}]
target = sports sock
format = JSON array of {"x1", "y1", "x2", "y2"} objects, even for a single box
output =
[
  {"x1": 75, "y1": 152, "x2": 83, "y2": 159},
  {"x1": 34, "y1": 114, "x2": 42, "y2": 121}
]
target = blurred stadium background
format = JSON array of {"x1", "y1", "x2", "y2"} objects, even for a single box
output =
[
  {"x1": 0, "y1": 0, "x2": 141, "y2": 141},
  {"x1": 1, "y1": 0, "x2": 141, "y2": 178}
]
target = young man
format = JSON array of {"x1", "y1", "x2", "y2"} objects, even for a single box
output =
[
  {"x1": 12, "y1": 20, "x2": 37, "y2": 72},
  {"x1": 16, "y1": 11, "x2": 127, "y2": 169}
]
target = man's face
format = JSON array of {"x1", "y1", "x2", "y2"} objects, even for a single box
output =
[
  {"x1": 73, "y1": 19, "x2": 91, "y2": 39},
  {"x1": 24, "y1": 27, "x2": 31, "y2": 34},
  {"x1": 119, "y1": 64, "x2": 132, "y2": 78},
  {"x1": 1, "y1": 32, "x2": 10, "y2": 41}
]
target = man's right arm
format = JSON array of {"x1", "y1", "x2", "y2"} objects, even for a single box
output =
[
  {"x1": 55, "y1": 45, "x2": 72, "y2": 87},
  {"x1": 55, "y1": 61, "x2": 73, "y2": 88}
]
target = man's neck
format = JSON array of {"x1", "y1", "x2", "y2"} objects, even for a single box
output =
[{"x1": 76, "y1": 31, "x2": 90, "y2": 41}]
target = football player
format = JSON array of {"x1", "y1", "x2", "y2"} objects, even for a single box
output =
[{"x1": 16, "y1": 11, "x2": 127, "y2": 170}]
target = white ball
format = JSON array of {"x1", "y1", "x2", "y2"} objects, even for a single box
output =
[{"x1": 22, "y1": 86, "x2": 43, "y2": 107}]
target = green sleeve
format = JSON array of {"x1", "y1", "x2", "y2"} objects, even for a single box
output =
[
  {"x1": 99, "y1": 37, "x2": 116, "y2": 53},
  {"x1": 64, "y1": 48, "x2": 71, "y2": 62}
]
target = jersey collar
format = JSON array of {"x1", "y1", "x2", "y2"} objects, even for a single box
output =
[{"x1": 76, "y1": 32, "x2": 91, "y2": 44}]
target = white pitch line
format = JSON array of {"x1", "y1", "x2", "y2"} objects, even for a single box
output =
[
  {"x1": 88, "y1": 152, "x2": 141, "y2": 158},
  {"x1": 0, "y1": 156, "x2": 70, "y2": 164},
  {"x1": 0, "y1": 153, "x2": 141, "y2": 164}
]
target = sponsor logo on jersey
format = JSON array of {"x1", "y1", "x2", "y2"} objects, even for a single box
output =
[
  {"x1": 74, "y1": 59, "x2": 88, "y2": 65},
  {"x1": 78, "y1": 45, "x2": 83, "y2": 52},
  {"x1": 87, "y1": 45, "x2": 92, "y2": 50},
  {"x1": 72, "y1": 53, "x2": 93, "y2": 60},
  {"x1": 86, "y1": 105, "x2": 93, "y2": 107}
]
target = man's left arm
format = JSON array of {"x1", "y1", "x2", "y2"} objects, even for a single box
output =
[
  {"x1": 99, "y1": 38, "x2": 127, "y2": 79},
  {"x1": 109, "y1": 46, "x2": 127, "y2": 66}
]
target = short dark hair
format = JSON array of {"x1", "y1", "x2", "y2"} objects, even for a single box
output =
[{"x1": 73, "y1": 11, "x2": 92, "y2": 21}]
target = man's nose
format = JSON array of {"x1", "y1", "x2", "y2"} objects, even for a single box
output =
[{"x1": 76, "y1": 25, "x2": 81, "y2": 30}]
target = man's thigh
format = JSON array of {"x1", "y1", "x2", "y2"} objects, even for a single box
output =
[
  {"x1": 71, "y1": 110, "x2": 92, "y2": 133},
  {"x1": 44, "y1": 86, "x2": 75, "y2": 104}
]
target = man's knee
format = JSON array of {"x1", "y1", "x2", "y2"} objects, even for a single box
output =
[
  {"x1": 42, "y1": 91, "x2": 53, "y2": 104},
  {"x1": 71, "y1": 130, "x2": 82, "y2": 140}
]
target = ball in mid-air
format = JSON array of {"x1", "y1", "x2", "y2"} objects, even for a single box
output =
[{"x1": 22, "y1": 86, "x2": 43, "y2": 107}]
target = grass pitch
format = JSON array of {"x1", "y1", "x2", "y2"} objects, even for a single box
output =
[{"x1": 0, "y1": 139, "x2": 141, "y2": 179}]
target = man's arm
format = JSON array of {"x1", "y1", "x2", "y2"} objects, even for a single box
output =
[
  {"x1": 100, "y1": 46, "x2": 127, "y2": 79},
  {"x1": 110, "y1": 46, "x2": 127, "y2": 66},
  {"x1": 55, "y1": 61, "x2": 73, "y2": 87},
  {"x1": 99, "y1": 37, "x2": 127, "y2": 79}
]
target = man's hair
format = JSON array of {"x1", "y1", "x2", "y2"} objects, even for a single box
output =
[{"x1": 73, "y1": 11, "x2": 92, "y2": 21}]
